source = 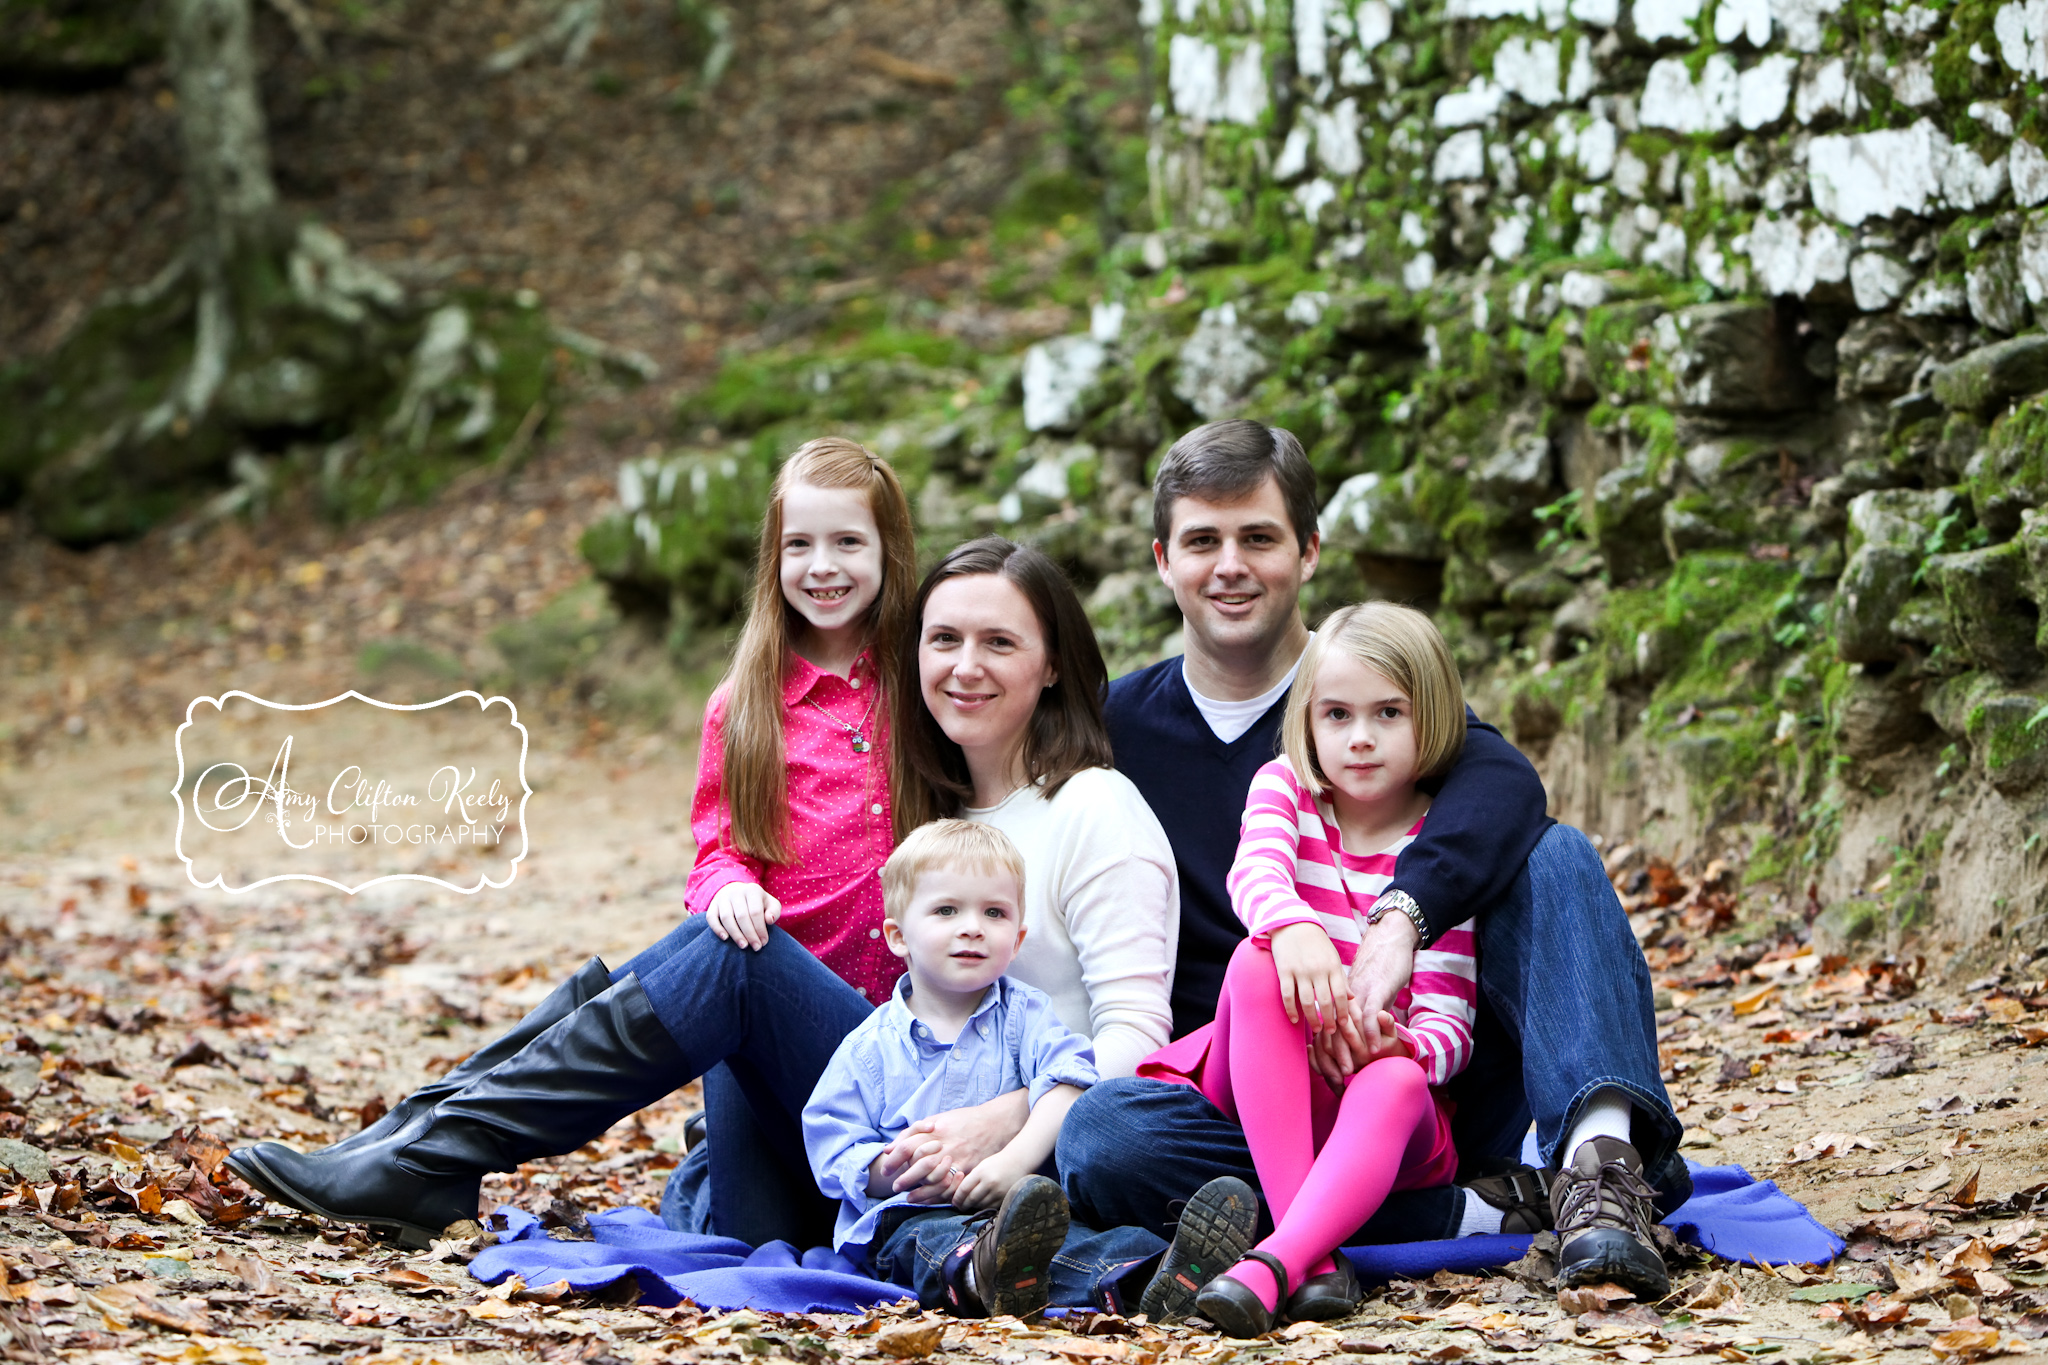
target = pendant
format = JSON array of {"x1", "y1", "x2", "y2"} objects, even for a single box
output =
[{"x1": 850, "y1": 736, "x2": 871, "y2": 753}]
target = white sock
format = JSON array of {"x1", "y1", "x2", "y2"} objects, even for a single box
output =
[
  {"x1": 1564, "y1": 1088, "x2": 1636, "y2": 1166},
  {"x1": 1457, "y1": 1188, "x2": 1505, "y2": 1237}
]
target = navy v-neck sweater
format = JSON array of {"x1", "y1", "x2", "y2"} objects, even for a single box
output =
[{"x1": 1105, "y1": 656, "x2": 1554, "y2": 1038}]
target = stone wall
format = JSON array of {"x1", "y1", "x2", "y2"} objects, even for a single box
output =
[{"x1": 1125, "y1": 0, "x2": 2048, "y2": 950}]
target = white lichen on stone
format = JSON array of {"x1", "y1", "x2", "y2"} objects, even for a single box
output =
[
  {"x1": 1434, "y1": 77, "x2": 1506, "y2": 126},
  {"x1": 1490, "y1": 202, "x2": 1533, "y2": 259},
  {"x1": 1175, "y1": 304, "x2": 1269, "y2": 419},
  {"x1": 1887, "y1": 59, "x2": 1939, "y2": 108},
  {"x1": 1794, "y1": 56, "x2": 1860, "y2": 123},
  {"x1": 1715, "y1": 0, "x2": 1771, "y2": 45},
  {"x1": 1746, "y1": 213, "x2": 1851, "y2": 295},
  {"x1": 1493, "y1": 36, "x2": 1563, "y2": 104},
  {"x1": 1404, "y1": 251, "x2": 1438, "y2": 288},
  {"x1": 1640, "y1": 54, "x2": 1738, "y2": 134},
  {"x1": 1274, "y1": 125, "x2": 1312, "y2": 179},
  {"x1": 1901, "y1": 277, "x2": 1968, "y2": 317},
  {"x1": 1807, "y1": 120, "x2": 1945, "y2": 224},
  {"x1": 2012, "y1": 139, "x2": 2048, "y2": 207},
  {"x1": 1849, "y1": 252, "x2": 1914, "y2": 310},
  {"x1": 1771, "y1": 0, "x2": 1843, "y2": 50},
  {"x1": 1994, "y1": 0, "x2": 2048, "y2": 79},
  {"x1": 1434, "y1": 128, "x2": 1487, "y2": 181},
  {"x1": 1022, "y1": 334, "x2": 1107, "y2": 432},
  {"x1": 1632, "y1": 0, "x2": 1702, "y2": 41},
  {"x1": 1738, "y1": 54, "x2": 1797, "y2": 129}
]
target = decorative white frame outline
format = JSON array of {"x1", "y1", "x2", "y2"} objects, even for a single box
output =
[{"x1": 172, "y1": 689, "x2": 531, "y2": 895}]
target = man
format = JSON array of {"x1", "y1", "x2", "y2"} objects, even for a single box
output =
[{"x1": 1061, "y1": 420, "x2": 1686, "y2": 1298}]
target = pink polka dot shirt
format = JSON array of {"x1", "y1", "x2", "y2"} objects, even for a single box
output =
[{"x1": 685, "y1": 649, "x2": 903, "y2": 1003}]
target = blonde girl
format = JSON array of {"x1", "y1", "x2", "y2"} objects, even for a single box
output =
[{"x1": 1138, "y1": 602, "x2": 1481, "y2": 1335}]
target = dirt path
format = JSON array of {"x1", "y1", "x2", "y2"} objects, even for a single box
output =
[{"x1": 4, "y1": 528, "x2": 2048, "y2": 1363}]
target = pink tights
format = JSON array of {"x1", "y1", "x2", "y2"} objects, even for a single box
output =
[{"x1": 1198, "y1": 939, "x2": 1443, "y2": 1313}]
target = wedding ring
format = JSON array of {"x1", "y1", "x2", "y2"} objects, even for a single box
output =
[{"x1": 948, "y1": 1165, "x2": 962, "y2": 1178}]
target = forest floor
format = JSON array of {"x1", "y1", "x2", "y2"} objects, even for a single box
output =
[{"x1": 3, "y1": 514, "x2": 2048, "y2": 1362}]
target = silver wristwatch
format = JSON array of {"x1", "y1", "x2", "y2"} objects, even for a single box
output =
[{"x1": 1367, "y1": 888, "x2": 1429, "y2": 942}]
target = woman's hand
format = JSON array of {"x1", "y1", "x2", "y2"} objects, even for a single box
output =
[
  {"x1": 878, "y1": 1090, "x2": 1030, "y2": 1200},
  {"x1": 705, "y1": 882, "x2": 782, "y2": 950},
  {"x1": 1269, "y1": 923, "x2": 1348, "y2": 1029},
  {"x1": 951, "y1": 1149, "x2": 1032, "y2": 1212}
]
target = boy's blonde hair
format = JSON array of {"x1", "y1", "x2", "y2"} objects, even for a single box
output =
[
  {"x1": 882, "y1": 819, "x2": 1026, "y2": 921},
  {"x1": 1283, "y1": 601, "x2": 1466, "y2": 793}
]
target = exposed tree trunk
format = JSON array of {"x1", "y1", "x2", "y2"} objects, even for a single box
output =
[{"x1": 166, "y1": 0, "x2": 278, "y2": 412}]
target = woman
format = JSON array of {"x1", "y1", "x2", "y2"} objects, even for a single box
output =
[{"x1": 224, "y1": 537, "x2": 1179, "y2": 1252}]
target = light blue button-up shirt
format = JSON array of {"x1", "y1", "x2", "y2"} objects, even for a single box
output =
[{"x1": 803, "y1": 974, "x2": 1098, "y2": 1254}]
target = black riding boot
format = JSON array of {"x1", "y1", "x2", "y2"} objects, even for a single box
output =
[{"x1": 226, "y1": 974, "x2": 688, "y2": 1248}]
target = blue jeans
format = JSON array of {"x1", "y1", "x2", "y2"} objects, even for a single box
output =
[
  {"x1": 610, "y1": 915, "x2": 876, "y2": 1249},
  {"x1": 866, "y1": 1205, "x2": 1167, "y2": 1312},
  {"x1": 1058, "y1": 825, "x2": 1688, "y2": 1241}
]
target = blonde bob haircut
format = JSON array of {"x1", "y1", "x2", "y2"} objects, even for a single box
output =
[
  {"x1": 1283, "y1": 601, "x2": 1466, "y2": 793},
  {"x1": 881, "y1": 819, "x2": 1026, "y2": 922}
]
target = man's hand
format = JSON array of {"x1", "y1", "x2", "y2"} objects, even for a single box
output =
[
  {"x1": 705, "y1": 882, "x2": 782, "y2": 950},
  {"x1": 1348, "y1": 911, "x2": 1420, "y2": 1051},
  {"x1": 880, "y1": 1090, "x2": 1030, "y2": 1198},
  {"x1": 1270, "y1": 923, "x2": 1348, "y2": 1029}
]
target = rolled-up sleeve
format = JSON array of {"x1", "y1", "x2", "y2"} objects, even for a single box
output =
[
  {"x1": 802, "y1": 1034, "x2": 888, "y2": 1213},
  {"x1": 1015, "y1": 991, "x2": 1099, "y2": 1106}
]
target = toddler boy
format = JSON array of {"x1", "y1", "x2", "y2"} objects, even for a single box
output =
[{"x1": 804, "y1": 820, "x2": 1096, "y2": 1317}]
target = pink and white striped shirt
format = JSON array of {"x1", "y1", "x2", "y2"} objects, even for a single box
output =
[
  {"x1": 1226, "y1": 757, "x2": 1479, "y2": 1086},
  {"x1": 685, "y1": 650, "x2": 903, "y2": 1004}
]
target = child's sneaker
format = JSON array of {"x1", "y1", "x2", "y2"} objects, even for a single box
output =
[
  {"x1": 1138, "y1": 1176, "x2": 1260, "y2": 1322},
  {"x1": 952, "y1": 1176, "x2": 1069, "y2": 1318}
]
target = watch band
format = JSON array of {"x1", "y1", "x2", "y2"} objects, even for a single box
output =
[{"x1": 1368, "y1": 888, "x2": 1429, "y2": 942}]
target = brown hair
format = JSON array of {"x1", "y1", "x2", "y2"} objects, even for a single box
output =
[
  {"x1": 1152, "y1": 420, "x2": 1320, "y2": 555},
  {"x1": 720, "y1": 438, "x2": 918, "y2": 864},
  {"x1": 892, "y1": 538, "x2": 1113, "y2": 833},
  {"x1": 881, "y1": 819, "x2": 1026, "y2": 921},
  {"x1": 1282, "y1": 601, "x2": 1466, "y2": 793}
]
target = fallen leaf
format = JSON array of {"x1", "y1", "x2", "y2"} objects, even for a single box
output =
[
  {"x1": 1889, "y1": 1259, "x2": 1949, "y2": 1302},
  {"x1": 1975, "y1": 1270, "x2": 2014, "y2": 1299},
  {"x1": 1790, "y1": 1132, "x2": 1879, "y2": 1164},
  {"x1": 1732, "y1": 984, "x2": 1779, "y2": 1016},
  {"x1": 1558, "y1": 1282, "x2": 1636, "y2": 1314},
  {"x1": 877, "y1": 1319, "x2": 947, "y2": 1358},
  {"x1": 1680, "y1": 1272, "x2": 1745, "y2": 1310},
  {"x1": 1790, "y1": 1283, "x2": 1880, "y2": 1303},
  {"x1": 1952, "y1": 1165, "x2": 1981, "y2": 1206},
  {"x1": 1929, "y1": 1326, "x2": 2004, "y2": 1360},
  {"x1": 161, "y1": 1197, "x2": 205, "y2": 1227},
  {"x1": 1943, "y1": 1240, "x2": 1996, "y2": 1274}
]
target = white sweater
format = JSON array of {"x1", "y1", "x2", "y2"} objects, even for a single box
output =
[{"x1": 963, "y1": 766, "x2": 1180, "y2": 1080}]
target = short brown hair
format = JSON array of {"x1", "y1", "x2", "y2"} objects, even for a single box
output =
[
  {"x1": 1152, "y1": 420, "x2": 1319, "y2": 555},
  {"x1": 882, "y1": 820, "x2": 1026, "y2": 920},
  {"x1": 1283, "y1": 601, "x2": 1466, "y2": 792},
  {"x1": 892, "y1": 538, "x2": 1114, "y2": 833}
]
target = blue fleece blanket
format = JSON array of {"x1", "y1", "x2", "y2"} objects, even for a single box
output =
[{"x1": 469, "y1": 1162, "x2": 1842, "y2": 1313}]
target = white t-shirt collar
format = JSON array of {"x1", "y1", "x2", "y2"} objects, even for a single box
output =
[{"x1": 1182, "y1": 633, "x2": 1312, "y2": 744}]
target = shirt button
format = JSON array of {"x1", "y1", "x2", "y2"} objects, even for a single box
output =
[
  {"x1": 850, "y1": 677, "x2": 861, "y2": 689},
  {"x1": 869, "y1": 928, "x2": 881, "y2": 939},
  {"x1": 857, "y1": 987, "x2": 868, "y2": 998},
  {"x1": 870, "y1": 803, "x2": 883, "y2": 815}
]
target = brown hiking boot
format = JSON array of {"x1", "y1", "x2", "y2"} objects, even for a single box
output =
[
  {"x1": 1463, "y1": 1160, "x2": 1556, "y2": 1234},
  {"x1": 1550, "y1": 1137, "x2": 1670, "y2": 1300}
]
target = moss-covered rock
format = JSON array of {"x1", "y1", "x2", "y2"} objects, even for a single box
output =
[
  {"x1": 1591, "y1": 454, "x2": 1673, "y2": 584},
  {"x1": 1930, "y1": 334, "x2": 2048, "y2": 415},
  {"x1": 579, "y1": 448, "x2": 772, "y2": 637},
  {"x1": 1829, "y1": 667, "x2": 1937, "y2": 759},
  {"x1": 1964, "y1": 393, "x2": 2048, "y2": 537},
  {"x1": 1924, "y1": 541, "x2": 2042, "y2": 680},
  {"x1": 1832, "y1": 488, "x2": 1964, "y2": 665}
]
